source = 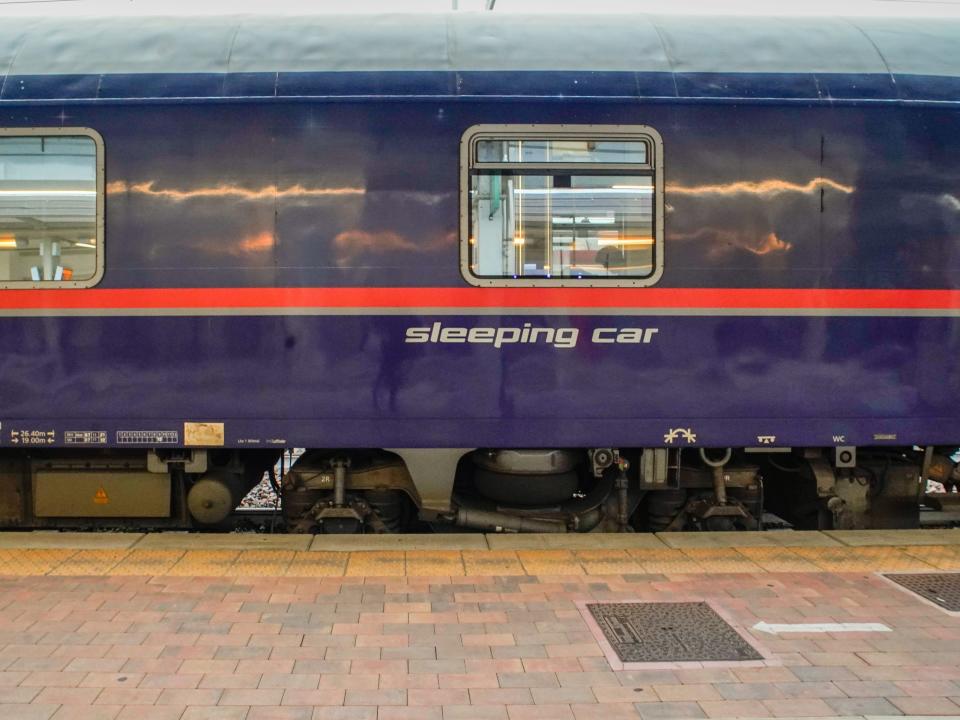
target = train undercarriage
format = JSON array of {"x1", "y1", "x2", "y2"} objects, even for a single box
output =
[{"x1": 0, "y1": 445, "x2": 948, "y2": 533}]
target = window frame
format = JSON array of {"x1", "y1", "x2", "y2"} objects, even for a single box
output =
[
  {"x1": 0, "y1": 126, "x2": 105, "y2": 290},
  {"x1": 459, "y1": 123, "x2": 664, "y2": 288}
]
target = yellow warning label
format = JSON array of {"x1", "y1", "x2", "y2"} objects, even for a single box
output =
[{"x1": 93, "y1": 486, "x2": 109, "y2": 505}]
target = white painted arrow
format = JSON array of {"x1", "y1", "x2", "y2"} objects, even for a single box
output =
[{"x1": 752, "y1": 621, "x2": 891, "y2": 635}]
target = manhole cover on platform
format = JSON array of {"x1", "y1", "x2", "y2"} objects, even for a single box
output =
[
  {"x1": 885, "y1": 573, "x2": 960, "y2": 612},
  {"x1": 585, "y1": 601, "x2": 762, "y2": 663}
]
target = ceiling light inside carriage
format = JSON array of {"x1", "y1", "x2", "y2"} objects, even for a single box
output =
[
  {"x1": 552, "y1": 216, "x2": 617, "y2": 225},
  {"x1": 518, "y1": 188, "x2": 653, "y2": 195},
  {"x1": 0, "y1": 190, "x2": 95, "y2": 196},
  {"x1": 597, "y1": 236, "x2": 654, "y2": 247}
]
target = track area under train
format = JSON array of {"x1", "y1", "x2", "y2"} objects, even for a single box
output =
[{"x1": 0, "y1": 445, "x2": 944, "y2": 535}]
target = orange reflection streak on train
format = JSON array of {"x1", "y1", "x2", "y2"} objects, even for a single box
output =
[
  {"x1": 237, "y1": 231, "x2": 275, "y2": 254},
  {"x1": 333, "y1": 230, "x2": 455, "y2": 262},
  {"x1": 743, "y1": 232, "x2": 793, "y2": 256},
  {"x1": 674, "y1": 228, "x2": 794, "y2": 257},
  {"x1": 106, "y1": 180, "x2": 366, "y2": 200},
  {"x1": 667, "y1": 177, "x2": 854, "y2": 197}
]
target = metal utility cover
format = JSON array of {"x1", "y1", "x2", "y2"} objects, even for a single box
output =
[
  {"x1": 586, "y1": 601, "x2": 762, "y2": 663},
  {"x1": 33, "y1": 471, "x2": 170, "y2": 518},
  {"x1": 885, "y1": 573, "x2": 960, "y2": 612}
]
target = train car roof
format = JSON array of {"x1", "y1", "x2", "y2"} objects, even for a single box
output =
[{"x1": 0, "y1": 13, "x2": 957, "y2": 101}]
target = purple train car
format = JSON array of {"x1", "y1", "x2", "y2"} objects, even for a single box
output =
[{"x1": 0, "y1": 10, "x2": 958, "y2": 533}]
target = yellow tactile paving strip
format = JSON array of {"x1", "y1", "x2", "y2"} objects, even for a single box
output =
[
  {"x1": 461, "y1": 549, "x2": 526, "y2": 576},
  {"x1": 110, "y1": 549, "x2": 185, "y2": 575},
  {"x1": 0, "y1": 530, "x2": 957, "y2": 576},
  {"x1": 286, "y1": 550, "x2": 348, "y2": 576},
  {"x1": 0, "y1": 548, "x2": 74, "y2": 575},
  {"x1": 903, "y1": 544, "x2": 960, "y2": 570}
]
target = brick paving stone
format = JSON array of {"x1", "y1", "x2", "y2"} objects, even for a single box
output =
[
  {"x1": 653, "y1": 684, "x2": 722, "y2": 702},
  {"x1": 139, "y1": 673, "x2": 203, "y2": 689},
  {"x1": 771, "y1": 681, "x2": 845, "y2": 698},
  {"x1": 497, "y1": 671, "x2": 558, "y2": 688},
  {"x1": 573, "y1": 704, "x2": 643, "y2": 719},
  {"x1": 64, "y1": 658, "x2": 130, "y2": 675},
  {"x1": 521, "y1": 658, "x2": 581, "y2": 673},
  {"x1": 558, "y1": 672, "x2": 620, "y2": 688},
  {"x1": 637, "y1": 702, "x2": 705, "y2": 719},
  {"x1": 10, "y1": 658, "x2": 71, "y2": 672},
  {"x1": 789, "y1": 665, "x2": 860, "y2": 683},
  {"x1": 441, "y1": 706, "x2": 508, "y2": 719},
  {"x1": 94, "y1": 688, "x2": 162, "y2": 705},
  {"x1": 531, "y1": 687, "x2": 597, "y2": 704},
  {"x1": 157, "y1": 688, "x2": 223, "y2": 706},
  {"x1": 890, "y1": 695, "x2": 960, "y2": 714},
  {"x1": 438, "y1": 673, "x2": 498, "y2": 689},
  {"x1": 615, "y1": 671, "x2": 679, "y2": 686},
  {"x1": 407, "y1": 688, "x2": 470, "y2": 705},
  {"x1": 343, "y1": 688, "x2": 406, "y2": 706},
  {"x1": 507, "y1": 704, "x2": 574, "y2": 719},
  {"x1": 410, "y1": 660, "x2": 465, "y2": 674},
  {"x1": 219, "y1": 688, "x2": 284, "y2": 705},
  {"x1": 761, "y1": 698, "x2": 835, "y2": 717},
  {"x1": 34, "y1": 686, "x2": 102, "y2": 704},
  {"x1": 311, "y1": 708, "x2": 377, "y2": 719},
  {"x1": 247, "y1": 709, "x2": 313, "y2": 720},
  {"x1": 716, "y1": 683, "x2": 782, "y2": 701},
  {"x1": 469, "y1": 688, "x2": 535, "y2": 705},
  {"x1": 670, "y1": 668, "x2": 737, "y2": 684},
  {"x1": 115, "y1": 708, "x2": 185, "y2": 720},
  {"x1": 21, "y1": 671, "x2": 87, "y2": 687},
  {"x1": 314, "y1": 674, "x2": 378, "y2": 691},
  {"x1": 0, "y1": 705, "x2": 59, "y2": 720},
  {"x1": 895, "y1": 679, "x2": 960, "y2": 696},
  {"x1": 697, "y1": 700, "x2": 770, "y2": 718},
  {"x1": 180, "y1": 709, "x2": 250, "y2": 720},
  {"x1": 79, "y1": 672, "x2": 145, "y2": 688},
  {"x1": 0, "y1": 686, "x2": 40, "y2": 702},
  {"x1": 592, "y1": 686, "x2": 655, "y2": 704},
  {"x1": 199, "y1": 674, "x2": 261, "y2": 689},
  {"x1": 379, "y1": 709, "x2": 443, "y2": 720},
  {"x1": 466, "y1": 659, "x2": 524, "y2": 674},
  {"x1": 50, "y1": 707, "x2": 123, "y2": 720},
  {"x1": 279, "y1": 689, "x2": 345, "y2": 705},
  {"x1": 730, "y1": 667, "x2": 796, "y2": 683},
  {"x1": 825, "y1": 696, "x2": 903, "y2": 715},
  {"x1": 378, "y1": 674, "x2": 438, "y2": 689}
]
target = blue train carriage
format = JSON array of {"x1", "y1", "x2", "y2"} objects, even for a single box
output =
[{"x1": 0, "y1": 11, "x2": 957, "y2": 532}]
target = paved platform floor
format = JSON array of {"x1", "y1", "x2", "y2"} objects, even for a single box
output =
[{"x1": 2, "y1": 530, "x2": 960, "y2": 719}]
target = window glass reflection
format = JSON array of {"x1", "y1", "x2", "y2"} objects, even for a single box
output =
[
  {"x1": 469, "y1": 173, "x2": 654, "y2": 279},
  {"x1": 0, "y1": 136, "x2": 98, "y2": 283},
  {"x1": 476, "y1": 139, "x2": 648, "y2": 165}
]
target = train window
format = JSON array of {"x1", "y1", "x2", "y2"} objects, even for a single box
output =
[
  {"x1": 461, "y1": 125, "x2": 663, "y2": 287},
  {"x1": 0, "y1": 129, "x2": 104, "y2": 289}
]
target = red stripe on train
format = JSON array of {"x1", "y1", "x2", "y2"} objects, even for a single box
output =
[{"x1": 0, "y1": 288, "x2": 959, "y2": 310}]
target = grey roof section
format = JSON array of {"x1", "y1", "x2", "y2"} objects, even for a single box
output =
[
  {"x1": 650, "y1": 16, "x2": 888, "y2": 76},
  {"x1": 854, "y1": 17, "x2": 960, "y2": 78},
  {"x1": 0, "y1": 13, "x2": 957, "y2": 77}
]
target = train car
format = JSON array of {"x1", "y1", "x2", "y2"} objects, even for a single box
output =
[{"x1": 0, "y1": 9, "x2": 958, "y2": 533}]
